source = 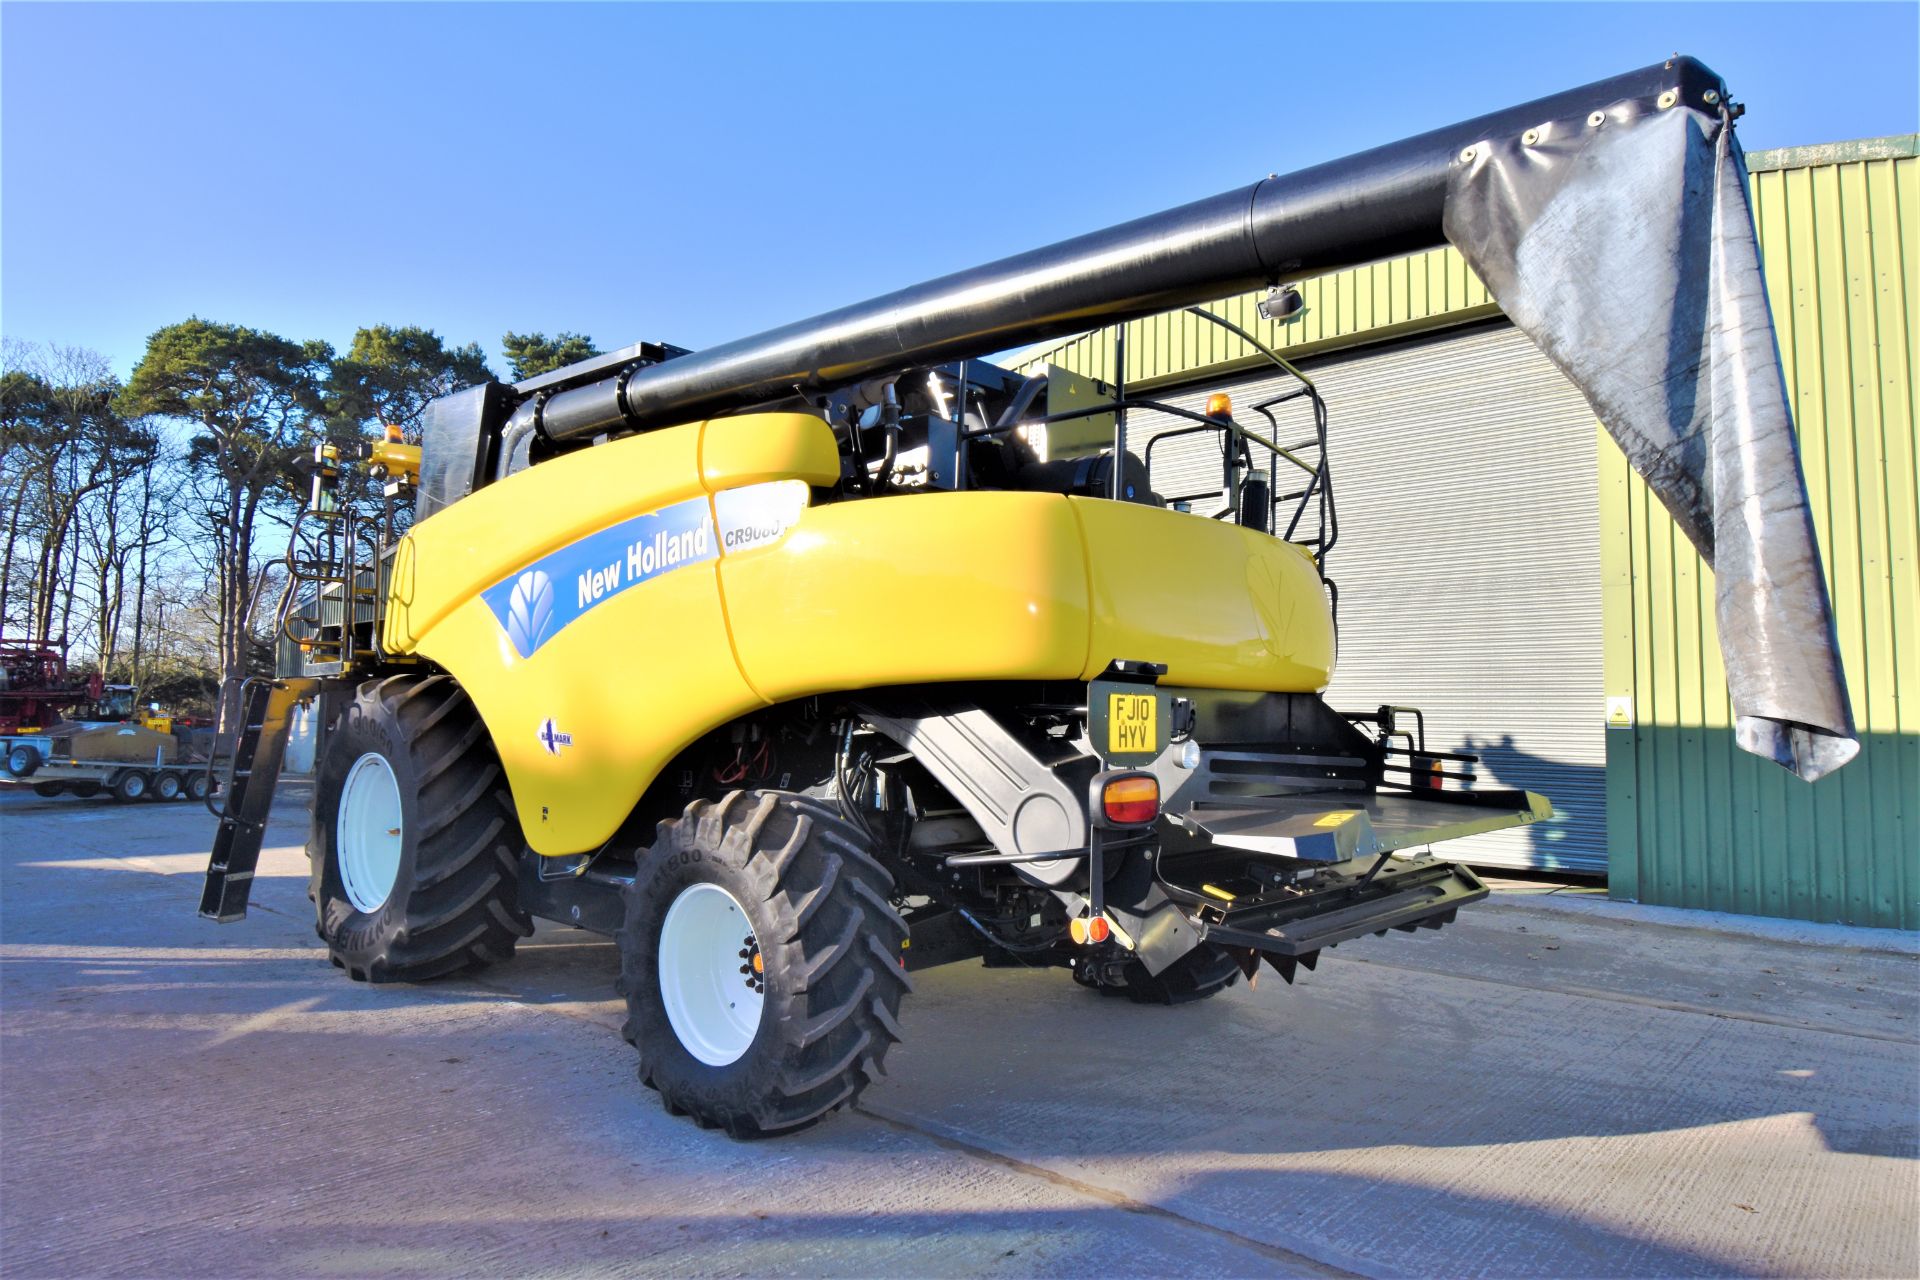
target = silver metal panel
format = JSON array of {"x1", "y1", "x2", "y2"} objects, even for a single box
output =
[
  {"x1": 1180, "y1": 787, "x2": 1550, "y2": 861},
  {"x1": 857, "y1": 704, "x2": 1088, "y2": 886},
  {"x1": 1131, "y1": 323, "x2": 1607, "y2": 873}
]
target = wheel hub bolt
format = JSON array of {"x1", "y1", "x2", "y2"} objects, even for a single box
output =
[{"x1": 738, "y1": 935, "x2": 765, "y2": 992}]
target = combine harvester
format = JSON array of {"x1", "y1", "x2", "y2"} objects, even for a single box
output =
[{"x1": 200, "y1": 56, "x2": 1854, "y2": 1136}]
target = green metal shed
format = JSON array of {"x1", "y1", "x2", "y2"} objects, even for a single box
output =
[{"x1": 1017, "y1": 135, "x2": 1918, "y2": 929}]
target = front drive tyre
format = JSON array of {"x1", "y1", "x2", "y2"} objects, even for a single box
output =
[
  {"x1": 619, "y1": 790, "x2": 911, "y2": 1138},
  {"x1": 310, "y1": 674, "x2": 532, "y2": 983}
]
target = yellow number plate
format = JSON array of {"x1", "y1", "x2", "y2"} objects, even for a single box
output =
[{"x1": 1107, "y1": 693, "x2": 1158, "y2": 755}]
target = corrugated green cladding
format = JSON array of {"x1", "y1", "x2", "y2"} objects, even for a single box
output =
[
  {"x1": 1604, "y1": 141, "x2": 1919, "y2": 929},
  {"x1": 1029, "y1": 136, "x2": 1919, "y2": 929}
]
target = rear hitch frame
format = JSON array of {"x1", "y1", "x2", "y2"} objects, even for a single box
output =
[{"x1": 1198, "y1": 856, "x2": 1488, "y2": 959}]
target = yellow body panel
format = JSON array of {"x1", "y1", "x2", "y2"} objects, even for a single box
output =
[
  {"x1": 1069, "y1": 498, "x2": 1334, "y2": 690},
  {"x1": 701, "y1": 413, "x2": 841, "y2": 490},
  {"x1": 721, "y1": 493, "x2": 1095, "y2": 701},
  {"x1": 383, "y1": 417, "x2": 816, "y2": 852},
  {"x1": 385, "y1": 423, "x2": 708, "y2": 652},
  {"x1": 387, "y1": 411, "x2": 1337, "y2": 855},
  {"x1": 369, "y1": 439, "x2": 422, "y2": 482},
  {"x1": 405, "y1": 565, "x2": 756, "y2": 852}
]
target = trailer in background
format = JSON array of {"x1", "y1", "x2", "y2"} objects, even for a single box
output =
[{"x1": 3, "y1": 720, "x2": 218, "y2": 803}]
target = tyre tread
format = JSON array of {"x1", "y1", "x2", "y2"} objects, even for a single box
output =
[
  {"x1": 619, "y1": 788, "x2": 911, "y2": 1138},
  {"x1": 311, "y1": 676, "x2": 531, "y2": 984}
]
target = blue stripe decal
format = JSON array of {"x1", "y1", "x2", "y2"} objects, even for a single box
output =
[{"x1": 480, "y1": 495, "x2": 716, "y2": 658}]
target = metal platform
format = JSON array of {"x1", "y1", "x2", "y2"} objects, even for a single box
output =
[{"x1": 1175, "y1": 786, "x2": 1551, "y2": 863}]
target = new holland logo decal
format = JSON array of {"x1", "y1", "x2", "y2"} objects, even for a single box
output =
[
  {"x1": 479, "y1": 482, "x2": 807, "y2": 659},
  {"x1": 504, "y1": 569, "x2": 556, "y2": 656}
]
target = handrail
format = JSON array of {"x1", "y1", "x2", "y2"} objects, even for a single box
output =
[
  {"x1": 1180, "y1": 307, "x2": 1337, "y2": 562},
  {"x1": 277, "y1": 503, "x2": 387, "y2": 672}
]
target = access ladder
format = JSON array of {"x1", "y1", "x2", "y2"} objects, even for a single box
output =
[{"x1": 199, "y1": 677, "x2": 315, "y2": 922}]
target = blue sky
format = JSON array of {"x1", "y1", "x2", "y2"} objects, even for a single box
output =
[{"x1": 4, "y1": 2, "x2": 1916, "y2": 380}]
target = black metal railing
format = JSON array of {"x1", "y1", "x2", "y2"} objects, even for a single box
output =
[{"x1": 961, "y1": 307, "x2": 1337, "y2": 578}]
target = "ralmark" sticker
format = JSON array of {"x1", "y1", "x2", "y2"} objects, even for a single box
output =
[{"x1": 538, "y1": 718, "x2": 574, "y2": 755}]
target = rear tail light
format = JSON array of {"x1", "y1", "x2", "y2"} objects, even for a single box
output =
[
  {"x1": 1101, "y1": 773, "x2": 1159, "y2": 825},
  {"x1": 1069, "y1": 915, "x2": 1113, "y2": 946}
]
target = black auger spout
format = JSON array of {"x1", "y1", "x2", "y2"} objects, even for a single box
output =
[{"x1": 521, "y1": 57, "x2": 1724, "y2": 440}]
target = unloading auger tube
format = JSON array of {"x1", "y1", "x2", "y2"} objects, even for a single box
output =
[
  {"x1": 199, "y1": 55, "x2": 1856, "y2": 1140},
  {"x1": 515, "y1": 58, "x2": 1713, "y2": 436}
]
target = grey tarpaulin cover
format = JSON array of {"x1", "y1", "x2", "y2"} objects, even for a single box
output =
[{"x1": 1443, "y1": 96, "x2": 1858, "y2": 781}]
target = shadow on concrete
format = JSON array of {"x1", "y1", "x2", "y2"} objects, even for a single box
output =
[
  {"x1": 5, "y1": 898, "x2": 1911, "y2": 1167},
  {"x1": 4, "y1": 774, "x2": 1915, "y2": 1238},
  {"x1": 6, "y1": 1178, "x2": 1751, "y2": 1280}
]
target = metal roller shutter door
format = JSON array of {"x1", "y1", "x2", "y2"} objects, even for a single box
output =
[{"x1": 1129, "y1": 321, "x2": 1606, "y2": 873}]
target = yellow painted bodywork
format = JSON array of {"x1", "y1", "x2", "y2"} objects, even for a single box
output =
[
  {"x1": 369, "y1": 439, "x2": 422, "y2": 481},
  {"x1": 385, "y1": 412, "x2": 1335, "y2": 855}
]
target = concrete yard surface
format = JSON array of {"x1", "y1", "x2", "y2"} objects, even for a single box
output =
[{"x1": 2, "y1": 784, "x2": 1915, "y2": 1278}]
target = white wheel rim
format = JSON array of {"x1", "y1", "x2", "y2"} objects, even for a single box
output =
[
  {"x1": 658, "y1": 882, "x2": 765, "y2": 1067},
  {"x1": 337, "y1": 752, "x2": 403, "y2": 914}
]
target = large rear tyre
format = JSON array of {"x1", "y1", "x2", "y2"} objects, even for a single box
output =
[
  {"x1": 32, "y1": 782, "x2": 65, "y2": 798},
  {"x1": 619, "y1": 790, "x2": 911, "y2": 1138},
  {"x1": 1085, "y1": 942, "x2": 1244, "y2": 1005},
  {"x1": 309, "y1": 674, "x2": 532, "y2": 983}
]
